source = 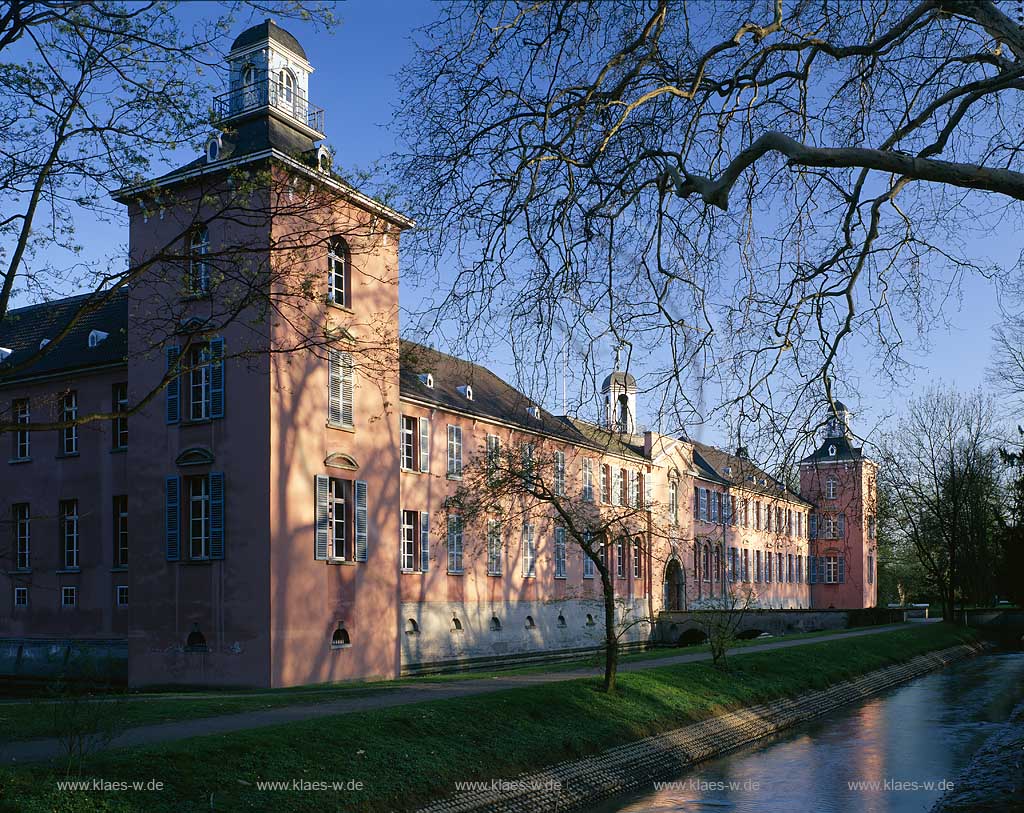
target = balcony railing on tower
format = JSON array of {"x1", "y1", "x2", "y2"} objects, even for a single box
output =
[{"x1": 213, "y1": 76, "x2": 325, "y2": 134}]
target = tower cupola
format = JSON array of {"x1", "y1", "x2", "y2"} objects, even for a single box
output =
[
  {"x1": 824, "y1": 399, "x2": 851, "y2": 439},
  {"x1": 213, "y1": 19, "x2": 325, "y2": 142},
  {"x1": 601, "y1": 367, "x2": 638, "y2": 435}
]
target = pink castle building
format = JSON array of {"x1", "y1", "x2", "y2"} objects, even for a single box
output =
[{"x1": 0, "y1": 23, "x2": 877, "y2": 688}]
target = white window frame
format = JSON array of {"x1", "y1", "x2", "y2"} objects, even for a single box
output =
[
  {"x1": 554, "y1": 450, "x2": 566, "y2": 496},
  {"x1": 669, "y1": 480, "x2": 678, "y2": 524},
  {"x1": 61, "y1": 392, "x2": 78, "y2": 455},
  {"x1": 486, "y1": 434, "x2": 500, "y2": 481},
  {"x1": 400, "y1": 416, "x2": 416, "y2": 470},
  {"x1": 600, "y1": 464, "x2": 609, "y2": 504},
  {"x1": 329, "y1": 478, "x2": 349, "y2": 560},
  {"x1": 612, "y1": 467, "x2": 623, "y2": 506},
  {"x1": 583, "y1": 533, "x2": 595, "y2": 579},
  {"x1": 113, "y1": 383, "x2": 128, "y2": 449},
  {"x1": 14, "y1": 586, "x2": 28, "y2": 608},
  {"x1": 554, "y1": 526, "x2": 566, "y2": 578},
  {"x1": 632, "y1": 540, "x2": 641, "y2": 579},
  {"x1": 401, "y1": 510, "x2": 417, "y2": 571},
  {"x1": 61, "y1": 500, "x2": 79, "y2": 569},
  {"x1": 616, "y1": 538, "x2": 625, "y2": 578},
  {"x1": 824, "y1": 555, "x2": 839, "y2": 584},
  {"x1": 189, "y1": 227, "x2": 210, "y2": 294},
  {"x1": 582, "y1": 458, "x2": 594, "y2": 502},
  {"x1": 188, "y1": 476, "x2": 211, "y2": 560},
  {"x1": 14, "y1": 503, "x2": 29, "y2": 570},
  {"x1": 699, "y1": 487, "x2": 708, "y2": 520},
  {"x1": 114, "y1": 495, "x2": 128, "y2": 568},
  {"x1": 61, "y1": 585, "x2": 77, "y2": 608},
  {"x1": 327, "y1": 238, "x2": 348, "y2": 307},
  {"x1": 487, "y1": 519, "x2": 502, "y2": 576},
  {"x1": 14, "y1": 398, "x2": 29, "y2": 459},
  {"x1": 447, "y1": 425, "x2": 463, "y2": 478},
  {"x1": 116, "y1": 585, "x2": 128, "y2": 607},
  {"x1": 522, "y1": 522, "x2": 537, "y2": 577},
  {"x1": 826, "y1": 478, "x2": 838, "y2": 500},
  {"x1": 189, "y1": 344, "x2": 213, "y2": 421},
  {"x1": 447, "y1": 515, "x2": 464, "y2": 573}
]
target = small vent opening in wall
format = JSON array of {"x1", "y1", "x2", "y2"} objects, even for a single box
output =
[
  {"x1": 331, "y1": 627, "x2": 351, "y2": 649},
  {"x1": 525, "y1": 615, "x2": 536, "y2": 629},
  {"x1": 490, "y1": 615, "x2": 501, "y2": 631}
]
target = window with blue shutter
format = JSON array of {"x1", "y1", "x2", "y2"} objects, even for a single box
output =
[
  {"x1": 419, "y1": 511, "x2": 430, "y2": 571},
  {"x1": 838, "y1": 556, "x2": 846, "y2": 583},
  {"x1": 209, "y1": 337, "x2": 225, "y2": 418},
  {"x1": 314, "y1": 475, "x2": 329, "y2": 560},
  {"x1": 809, "y1": 513, "x2": 817, "y2": 539},
  {"x1": 165, "y1": 476, "x2": 180, "y2": 560},
  {"x1": 354, "y1": 480, "x2": 367, "y2": 561},
  {"x1": 166, "y1": 346, "x2": 181, "y2": 424},
  {"x1": 209, "y1": 472, "x2": 225, "y2": 559},
  {"x1": 809, "y1": 555, "x2": 817, "y2": 583},
  {"x1": 837, "y1": 513, "x2": 846, "y2": 538}
]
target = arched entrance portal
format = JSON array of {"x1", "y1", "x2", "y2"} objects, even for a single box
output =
[{"x1": 664, "y1": 559, "x2": 685, "y2": 611}]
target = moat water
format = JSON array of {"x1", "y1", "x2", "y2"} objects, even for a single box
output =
[{"x1": 595, "y1": 649, "x2": 1024, "y2": 813}]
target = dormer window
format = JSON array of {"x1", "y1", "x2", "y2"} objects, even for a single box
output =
[
  {"x1": 457, "y1": 384, "x2": 473, "y2": 401},
  {"x1": 0, "y1": 347, "x2": 11, "y2": 362},
  {"x1": 205, "y1": 134, "x2": 221, "y2": 163},
  {"x1": 527, "y1": 405, "x2": 541, "y2": 419},
  {"x1": 419, "y1": 373, "x2": 434, "y2": 388},
  {"x1": 88, "y1": 330, "x2": 109, "y2": 348},
  {"x1": 39, "y1": 339, "x2": 49, "y2": 349},
  {"x1": 828, "y1": 445, "x2": 837, "y2": 457}
]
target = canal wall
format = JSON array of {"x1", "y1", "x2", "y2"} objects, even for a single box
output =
[
  {"x1": 416, "y1": 641, "x2": 989, "y2": 813},
  {"x1": 929, "y1": 697, "x2": 1024, "y2": 813}
]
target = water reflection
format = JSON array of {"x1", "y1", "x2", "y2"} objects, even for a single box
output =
[{"x1": 597, "y1": 653, "x2": 1024, "y2": 813}]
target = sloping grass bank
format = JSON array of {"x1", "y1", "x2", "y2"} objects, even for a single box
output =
[{"x1": 0, "y1": 624, "x2": 977, "y2": 813}]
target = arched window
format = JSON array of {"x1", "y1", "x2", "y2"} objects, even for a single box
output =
[
  {"x1": 669, "y1": 480, "x2": 679, "y2": 525},
  {"x1": 241, "y1": 64, "x2": 259, "y2": 109},
  {"x1": 189, "y1": 227, "x2": 210, "y2": 294},
  {"x1": 617, "y1": 393, "x2": 629, "y2": 431},
  {"x1": 279, "y1": 69, "x2": 295, "y2": 104},
  {"x1": 331, "y1": 626, "x2": 350, "y2": 648},
  {"x1": 243, "y1": 64, "x2": 257, "y2": 86},
  {"x1": 327, "y1": 237, "x2": 350, "y2": 308}
]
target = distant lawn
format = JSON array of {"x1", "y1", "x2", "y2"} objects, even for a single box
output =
[
  {"x1": 0, "y1": 625, "x2": 887, "y2": 743},
  {"x1": 0, "y1": 624, "x2": 976, "y2": 813}
]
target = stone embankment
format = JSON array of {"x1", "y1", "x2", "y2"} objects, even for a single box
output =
[{"x1": 417, "y1": 642, "x2": 988, "y2": 813}]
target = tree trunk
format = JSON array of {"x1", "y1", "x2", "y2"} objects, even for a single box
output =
[{"x1": 601, "y1": 569, "x2": 617, "y2": 693}]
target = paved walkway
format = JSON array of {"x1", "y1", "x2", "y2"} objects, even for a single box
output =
[{"x1": 1, "y1": 624, "x2": 908, "y2": 764}]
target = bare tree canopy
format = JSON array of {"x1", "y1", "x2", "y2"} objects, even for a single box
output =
[{"x1": 394, "y1": 0, "x2": 1024, "y2": 454}]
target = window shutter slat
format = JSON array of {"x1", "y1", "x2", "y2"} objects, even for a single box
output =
[
  {"x1": 838, "y1": 513, "x2": 846, "y2": 538},
  {"x1": 328, "y1": 350, "x2": 343, "y2": 426},
  {"x1": 165, "y1": 476, "x2": 180, "y2": 561},
  {"x1": 314, "y1": 475, "x2": 329, "y2": 560},
  {"x1": 838, "y1": 556, "x2": 846, "y2": 584},
  {"x1": 356, "y1": 479, "x2": 368, "y2": 561},
  {"x1": 420, "y1": 511, "x2": 430, "y2": 571},
  {"x1": 165, "y1": 346, "x2": 180, "y2": 424},
  {"x1": 341, "y1": 352, "x2": 354, "y2": 427},
  {"x1": 209, "y1": 472, "x2": 225, "y2": 559},
  {"x1": 418, "y1": 417, "x2": 429, "y2": 473},
  {"x1": 209, "y1": 337, "x2": 225, "y2": 418},
  {"x1": 810, "y1": 556, "x2": 817, "y2": 583}
]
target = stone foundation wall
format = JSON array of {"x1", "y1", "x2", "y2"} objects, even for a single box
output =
[
  {"x1": 400, "y1": 598, "x2": 651, "y2": 675},
  {"x1": 416, "y1": 641, "x2": 988, "y2": 813}
]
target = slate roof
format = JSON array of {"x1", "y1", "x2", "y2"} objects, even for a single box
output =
[
  {"x1": 0, "y1": 290, "x2": 128, "y2": 383},
  {"x1": 230, "y1": 20, "x2": 307, "y2": 59},
  {"x1": 691, "y1": 439, "x2": 812, "y2": 506},
  {"x1": 798, "y1": 435, "x2": 866, "y2": 465}
]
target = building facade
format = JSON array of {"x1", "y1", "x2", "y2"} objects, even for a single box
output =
[{"x1": 0, "y1": 23, "x2": 877, "y2": 688}]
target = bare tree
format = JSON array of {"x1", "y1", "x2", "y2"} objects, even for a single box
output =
[
  {"x1": 393, "y1": 0, "x2": 1024, "y2": 454},
  {"x1": 876, "y1": 386, "x2": 1001, "y2": 620},
  {"x1": 446, "y1": 436, "x2": 669, "y2": 693},
  {"x1": 693, "y1": 585, "x2": 756, "y2": 669}
]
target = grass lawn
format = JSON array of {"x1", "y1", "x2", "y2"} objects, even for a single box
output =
[
  {"x1": 0, "y1": 625, "x2": 885, "y2": 743},
  {"x1": 0, "y1": 624, "x2": 976, "y2": 813}
]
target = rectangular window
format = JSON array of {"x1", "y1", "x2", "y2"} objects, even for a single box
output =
[
  {"x1": 14, "y1": 587, "x2": 28, "y2": 608},
  {"x1": 554, "y1": 450, "x2": 566, "y2": 496},
  {"x1": 788, "y1": 553, "x2": 794, "y2": 582},
  {"x1": 112, "y1": 383, "x2": 128, "y2": 449},
  {"x1": 522, "y1": 443, "x2": 535, "y2": 487},
  {"x1": 766, "y1": 504, "x2": 773, "y2": 532},
  {"x1": 61, "y1": 585, "x2": 77, "y2": 608},
  {"x1": 616, "y1": 468, "x2": 626, "y2": 506},
  {"x1": 616, "y1": 538, "x2": 625, "y2": 578},
  {"x1": 583, "y1": 533, "x2": 595, "y2": 579},
  {"x1": 797, "y1": 512, "x2": 802, "y2": 538},
  {"x1": 669, "y1": 481, "x2": 678, "y2": 524},
  {"x1": 486, "y1": 434, "x2": 500, "y2": 481},
  {"x1": 447, "y1": 515, "x2": 463, "y2": 573},
  {"x1": 522, "y1": 523, "x2": 536, "y2": 577},
  {"x1": 188, "y1": 477, "x2": 211, "y2": 560},
  {"x1": 868, "y1": 515, "x2": 876, "y2": 539},
  {"x1": 400, "y1": 416, "x2": 416, "y2": 470},
  {"x1": 419, "y1": 417, "x2": 430, "y2": 472},
  {"x1": 601, "y1": 465, "x2": 610, "y2": 504},
  {"x1": 327, "y1": 238, "x2": 349, "y2": 307},
  {"x1": 699, "y1": 487, "x2": 708, "y2": 520},
  {"x1": 824, "y1": 555, "x2": 838, "y2": 584},
  {"x1": 328, "y1": 349, "x2": 354, "y2": 428},
  {"x1": 742, "y1": 548, "x2": 750, "y2": 582},
  {"x1": 627, "y1": 471, "x2": 638, "y2": 508},
  {"x1": 868, "y1": 553, "x2": 874, "y2": 585},
  {"x1": 582, "y1": 458, "x2": 594, "y2": 502},
  {"x1": 60, "y1": 499, "x2": 79, "y2": 569},
  {"x1": 447, "y1": 425, "x2": 463, "y2": 477},
  {"x1": 554, "y1": 526, "x2": 566, "y2": 578},
  {"x1": 755, "y1": 501, "x2": 761, "y2": 530},
  {"x1": 487, "y1": 519, "x2": 502, "y2": 576},
  {"x1": 14, "y1": 503, "x2": 29, "y2": 570},
  {"x1": 188, "y1": 345, "x2": 213, "y2": 421},
  {"x1": 729, "y1": 547, "x2": 738, "y2": 582},
  {"x1": 60, "y1": 392, "x2": 78, "y2": 455},
  {"x1": 765, "y1": 550, "x2": 772, "y2": 582},
  {"x1": 710, "y1": 491, "x2": 719, "y2": 522},
  {"x1": 776, "y1": 552, "x2": 783, "y2": 582},
  {"x1": 755, "y1": 549, "x2": 762, "y2": 583},
  {"x1": 787, "y1": 509, "x2": 793, "y2": 536},
  {"x1": 330, "y1": 478, "x2": 350, "y2": 559},
  {"x1": 401, "y1": 510, "x2": 417, "y2": 571},
  {"x1": 797, "y1": 555, "x2": 803, "y2": 583},
  {"x1": 633, "y1": 541, "x2": 641, "y2": 579},
  {"x1": 113, "y1": 495, "x2": 128, "y2": 567},
  {"x1": 13, "y1": 398, "x2": 29, "y2": 459},
  {"x1": 116, "y1": 585, "x2": 128, "y2": 607}
]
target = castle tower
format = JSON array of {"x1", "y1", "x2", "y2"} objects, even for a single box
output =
[
  {"x1": 602, "y1": 369, "x2": 638, "y2": 435},
  {"x1": 799, "y1": 400, "x2": 878, "y2": 609}
]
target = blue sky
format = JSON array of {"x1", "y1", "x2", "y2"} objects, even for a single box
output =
[{"x1": 16, "y1": 1, "x2": 1016, "y2": 449}]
